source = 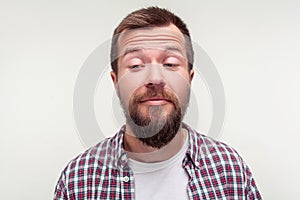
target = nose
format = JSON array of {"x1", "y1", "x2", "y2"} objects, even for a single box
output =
[{"x1": 145, "y1": 64, "x2": 165, "y2": 89}]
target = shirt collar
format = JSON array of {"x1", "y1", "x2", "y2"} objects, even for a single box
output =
[
  {"x1": 183, "y1": 122, "x2": 218, "y2": 169},
  {"x1": 112, "y1": 123, "x2": 211, "y2": 170},
  {"x1": 112, "y1": 125, "x2": 128, "y2": 169}
]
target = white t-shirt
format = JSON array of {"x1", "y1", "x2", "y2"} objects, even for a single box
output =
[{"x1": 128, "y1": 135, "x2": 189, "y2": 200}]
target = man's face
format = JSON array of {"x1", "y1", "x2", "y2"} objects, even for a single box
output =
[{"x1": 111, "y1": 24, "x2": 194, "y2": 148}]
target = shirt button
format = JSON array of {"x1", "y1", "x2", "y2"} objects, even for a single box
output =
[
  {"x1": 123, "y1": 176, "x2": 129, "y2": 182},
  {"x1": 121, "y1": 155, "x2": 127, "y2": 161}
]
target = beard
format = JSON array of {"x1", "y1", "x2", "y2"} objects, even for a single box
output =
[{"x1": 121, "y1": 87, "x2": 189, "y2": 149}]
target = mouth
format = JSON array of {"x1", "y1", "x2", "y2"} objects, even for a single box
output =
[{"x1": 140, "y1": 97, "x2": 172, "y2": 106}]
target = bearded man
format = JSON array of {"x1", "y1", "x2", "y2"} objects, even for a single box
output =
[{"x1": 54, "y1": 7, "x2": 262, "y2": 200}]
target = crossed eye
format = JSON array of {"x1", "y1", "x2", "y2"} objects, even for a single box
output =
[
  {"x1": 163, "y1": 63, "x2": 178, "y2": 68},
  {"x1": 130, "y1": 65, "x2": 142, "y2": 69},
  {"x1": 130, "y1": 63, "x2": 178, "y2": 69}
]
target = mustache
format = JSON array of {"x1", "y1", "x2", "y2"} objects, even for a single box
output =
[{"x1": 132, "y1": 88, "x2": 178, "y2": 104}]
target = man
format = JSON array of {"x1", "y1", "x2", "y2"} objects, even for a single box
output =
[{"x1": 54, "y1": 7, "x2": 262, "y2": 199}]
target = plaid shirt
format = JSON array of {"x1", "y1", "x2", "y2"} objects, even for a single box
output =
[{"x1": 54, "y1": 124, "x2": 262, "y2": 199}]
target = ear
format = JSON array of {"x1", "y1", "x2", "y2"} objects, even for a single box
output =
[
  {"x1": 110, "y1": 71, "x2": 119, "y2": 96},
  {"x1": 189, "y1": 69, "x2": 194, "y2": 83}
]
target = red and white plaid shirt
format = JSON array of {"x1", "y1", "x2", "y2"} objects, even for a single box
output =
[{"x1": 54, "y1": 124, "x2": 262, "y2": 199}]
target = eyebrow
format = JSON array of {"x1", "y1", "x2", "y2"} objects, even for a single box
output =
[
  {"x1": 122, "y1": 46, "x2": 185, "y2": 57},
  {"x1": 122, "y1": 47, "x2": 141, "y2": 57}
]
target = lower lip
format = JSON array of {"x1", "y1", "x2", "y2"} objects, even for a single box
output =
[{"x1": 140, "y1": 100, "x2": 170, "y2": 106}]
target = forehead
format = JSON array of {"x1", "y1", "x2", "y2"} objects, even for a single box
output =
[{"x1": 117, "y1": 24, "x2": 186, "y2": 56}]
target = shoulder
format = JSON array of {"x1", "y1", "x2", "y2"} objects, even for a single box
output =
[
  {"x1": 199, "y1": 133, "x2": 242, "y2": 163},
  {"x1": 186, "y1": 125, "x2": 242, "y2": 163},
  {"x1": 185, "y1": 126, "x2": 262, "y2": 198},
  {"x1": 54, "y1": 134, "x2": 121, "y2": 195},
  {"x1": 63, "y1": 135, "x2": 121, "y2": 176},
  {"x1": 186, "y1": 125, "x2": 250, "y2": 177},
  {"x1": 54, "y1": 131, "x2": 124, "y2": 199}
]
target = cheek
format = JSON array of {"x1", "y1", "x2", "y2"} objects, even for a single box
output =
[
  {"x1": 117, "y1": 72, "x2": 147, "y2": 105},
  {"x1": 163, "y1": 71, "x2": 191, "y2": 104}
]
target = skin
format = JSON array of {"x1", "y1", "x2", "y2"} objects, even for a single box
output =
[{"x1": 111, "y1": 24, "x2": 194, "y2": 161}]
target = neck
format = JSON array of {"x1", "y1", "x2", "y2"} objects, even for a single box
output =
[{"x1": 123, "y1": 124, "x2": 187, "y2": 162}]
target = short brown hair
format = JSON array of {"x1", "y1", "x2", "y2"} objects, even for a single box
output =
[{"x1": 110, "y1": 6, "x2": 194, "y2": 75}]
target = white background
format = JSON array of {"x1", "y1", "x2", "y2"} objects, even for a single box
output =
[{"x1": 1, "y1": 0, "x2": 299, "y2": 199}]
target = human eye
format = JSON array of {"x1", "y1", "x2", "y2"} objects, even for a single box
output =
[
  {"x1": 130, "y1": 64, "x2": 143, "y2": 69},
  {"x1": 125, "y1": 58, "x2": 144, "y2": 71},
  {"x1": 163, "y1": 57, "x2": 181, "y2": 69},
  {"x1": 163, "y1": 63, "x2": 179, "y2": 68},
  {"x1": 128, "y1": 62, "x2": 145, "y2": 71}
]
